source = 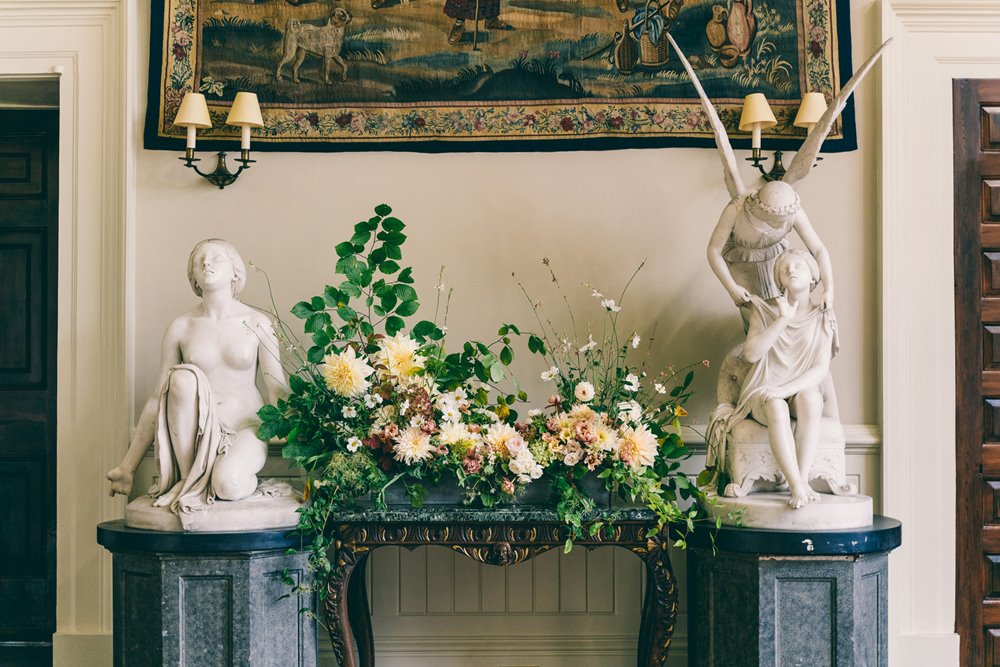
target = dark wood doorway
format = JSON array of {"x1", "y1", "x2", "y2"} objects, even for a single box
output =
[
  {"x1": 955, "y1": 79, "x2": 1000, "y2": 667},
  {"x1": 0, "y1": 108, "x2": 58, "y2": 665}
]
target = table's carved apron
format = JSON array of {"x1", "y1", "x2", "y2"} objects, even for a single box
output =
[{"x1": 323, "y1": 511, "x2": 676, "y2": 667}]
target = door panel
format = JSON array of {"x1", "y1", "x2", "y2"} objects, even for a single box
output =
[
  {"x1": 0, "y1": 109, "x2": 58, "y2": 666},
  {"x1": 955, "y1": 78, "x2": 1000, "y2": 667}
]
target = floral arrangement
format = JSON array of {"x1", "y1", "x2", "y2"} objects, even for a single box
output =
[{"x1": 257, "y1": 204, "x2": 705, "y2": 590}]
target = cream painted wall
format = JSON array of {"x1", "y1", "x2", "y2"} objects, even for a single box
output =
[{"x1": 134, "y1": 1, "x2": 881, "y2": 428}]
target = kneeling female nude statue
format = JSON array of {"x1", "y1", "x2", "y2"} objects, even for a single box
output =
[{"x1": 107, "y1": 239, "x2": 298, "y2": 531}]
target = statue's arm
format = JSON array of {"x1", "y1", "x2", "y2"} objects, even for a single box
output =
[
  {"x1": 742, "y1": 300, "x2": 790, "y2": 363},
  {"x1": 707, "y1": 201, "x2": 751, "y2": 306},
  {"x1": 794, "y1": 212, "x2": 834, "y2": 309},
  {"x1": 255, "y1": 313, "x2": 288, "y2": 406},
  {"x1": 107, "y1": 318, "x2": 185, "y2": 496},
  {"x1": 769, "y1": 345, "x2": 832, "y2": 400}
]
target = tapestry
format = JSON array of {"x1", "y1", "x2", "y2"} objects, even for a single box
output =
[{"x1": 144, "y1": 0, "x2": 855, "y2": 152}]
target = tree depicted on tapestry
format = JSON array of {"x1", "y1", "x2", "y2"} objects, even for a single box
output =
[{"x1": 145, "y1": 0, "x2": 854, "y2": 151}]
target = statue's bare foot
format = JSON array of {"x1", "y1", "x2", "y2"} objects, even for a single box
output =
[
  {"x1": 106, "y1": 466, "x2": 134, "y2": 497},
  {"x1": 788, "y1": 487, "x2": 812, "y2": 509},
  {"x1": 152, "y1": 479, "x2": 186, "y2": 507}
]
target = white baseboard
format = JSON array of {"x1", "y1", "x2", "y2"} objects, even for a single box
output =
[
  {"x1": 52, "y1": 633, "x2": 112, "y2": 667},
  {"x1": 892, "y1": 633, "x2": 960, "y2": 667}
]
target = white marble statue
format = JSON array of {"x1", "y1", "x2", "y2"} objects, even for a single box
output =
[
  {"x1": 107, "y1": 239, "x2": 298, "y2": 531},
  {"x1": 666, "y1": 35, "x2": 890, "y2": 524},
  {"x1": 708, "y1": 249, "x2": 837, "y2": 508}
]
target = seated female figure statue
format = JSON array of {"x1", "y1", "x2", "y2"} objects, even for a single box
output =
[
  {"x1": 723, "y1": 248, "x2": 839, "y2": 509},
  {"x1": 106, "y1": 239, "x2": 286, "y2": 524}
]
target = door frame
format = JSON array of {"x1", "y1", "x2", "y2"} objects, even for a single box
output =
[
  {"x1": 881, "y1": 1, "x2": 1000, "y2": 664},
  {"x1": 0, "y1": 3, "x2": 132, "y2": 663}
]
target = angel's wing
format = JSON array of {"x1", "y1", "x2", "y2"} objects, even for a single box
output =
[
  {"x1": 666, "y1": 33, "x2": 746, "y2": 198},
  {"x1": 783, "y1": 38, "x2": 893, "y2": 186}
]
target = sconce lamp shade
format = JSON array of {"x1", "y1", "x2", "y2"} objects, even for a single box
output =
[
  {"x1": 739, "y1": 93, "x2": 777, "y2": 131},
  {"x1": 793, "y1": 92, "x2": 828, "y2": 128},
  {"x1": 227, "y1": 92, "x2": 264, "y2": 128},
  {"x1": 174, "y1": 92, "x2": 212, "y2": 128}
]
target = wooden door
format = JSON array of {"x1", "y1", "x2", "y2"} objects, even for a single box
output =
[{"x1": 0, "y1": 109, "x2": 58, "y2": 665}]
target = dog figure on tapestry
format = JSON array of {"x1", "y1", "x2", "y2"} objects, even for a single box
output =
[{"x1": 276, "y1": 8, "x2": 352, "y2": 84}]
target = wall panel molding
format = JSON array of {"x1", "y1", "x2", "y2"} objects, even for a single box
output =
[{"x1": 0, "y1": 1, "x2": 131, "y2": 663}]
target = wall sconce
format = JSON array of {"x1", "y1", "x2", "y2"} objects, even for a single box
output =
[
  {"x1": 174, "y1": 91, "x2": 264, "y2": 189},
  {"x1": 741, "y1": 91, "x2": 828, "y2": 182}
]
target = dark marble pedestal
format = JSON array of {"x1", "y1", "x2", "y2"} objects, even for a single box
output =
[
  {"x1": 97, "y1": 521, "x2": 317, "y2": 667},
  {"x1": 685, "y1": 516, "x2": 902, "y2": 667}
]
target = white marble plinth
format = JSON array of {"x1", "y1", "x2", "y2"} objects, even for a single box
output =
[
  {"x1": 125, "y1": 479, "x2": 304, "y2": 532},
  {"x1": 706, "y1": 491, "x2": 874, "y2": 530}
]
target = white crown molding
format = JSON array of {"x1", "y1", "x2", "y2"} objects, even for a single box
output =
[{"x1": 887, "y1": 1, "x2": 1000, "y2": 31}]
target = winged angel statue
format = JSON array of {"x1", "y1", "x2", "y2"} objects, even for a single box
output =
[{"x1": 666, "y1": 34, "x2": 892, "y2": 513}]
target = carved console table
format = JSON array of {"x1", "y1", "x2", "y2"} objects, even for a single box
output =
[{"x1": 324, "y1": 507, "x2": 676, "y2": 667}]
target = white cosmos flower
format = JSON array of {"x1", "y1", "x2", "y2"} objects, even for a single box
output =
[
  {"x1": 574, "y1": 381, "x2": 595, "y2": 403},
  {"x1": 528, "y1": 408, "x2": 544, "y2": 418},
  {"x1": 375, "y1": 333, "x2": 424, "y2": 384},
  {"x1": 320, "y1": 347, "x2": 374, "y2": 398},
  {"x1": 617, "y1": 400, "x2": 643, "y2": 423},
  {"x1": 541, "y1": 366, "x2": 560, "y2": 382},
  {"x1": 346, "y1": 436, "x2": 362, "y2": 453},
  {"x1": 631, "y1": 334, "x2": 641, "y2": 349},
  {"x1": 601, "y1": 299, "x2": 621, "y2": 312},
  {"x1": 654, "y1": 383, "x2": 667, "y2": 394},
  {"x1": 616, "y1": 423, "x2": 658, "y2": 471},
  {"x1": 342, "y1": 405, "x2": 357, "y2": 418},
  {"x1": 363, "y1": 394, "x2": 381, "y2": 408},
  {"x1": 393, "y1": 427, "x2": 435, "y2": 465},
  {"x1": 579, "y1": 334, "x2": 597, "y2": 353},
  {"x1": 593, "y1": 422, "x2": 620, "y2": 452},
  {"x1": 623, "y1": 373, "x2": 641, "y2": 393}
]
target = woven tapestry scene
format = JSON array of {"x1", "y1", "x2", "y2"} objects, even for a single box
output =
[{"x1": 145, "y1": 0, "x2": 853, "y2": 151}]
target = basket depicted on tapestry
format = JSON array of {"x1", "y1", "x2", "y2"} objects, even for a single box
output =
[
  {"x1": 144, "y1": 0, "x2": 859, "y2": 152},
  {"x1": 633, "y1": 0, "x2": 681, "y2": 67}
]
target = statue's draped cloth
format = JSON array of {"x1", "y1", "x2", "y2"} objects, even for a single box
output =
[
  {"x1": 150, "y1": 363, "x2": 233, "y2": 529},
  {"x1": 721, "y1": 196, "x2": 794, "y2": 302},
  {"x1": 707, "y1": 296, "x2": 838, "y2": 470}
]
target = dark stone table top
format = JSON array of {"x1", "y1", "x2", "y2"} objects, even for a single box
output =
[
  {"x1": 684, "y1": 515, "x2": 902, "y2": 556},
  {"x1": 97, "y1": 520, "x2": 306, "y2": 554},
  {"x1": 328, "y1": 506, "x2": 658, "y2": 523}
]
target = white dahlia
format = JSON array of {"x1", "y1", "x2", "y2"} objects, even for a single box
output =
[
  {"x1": 616, "y1": 424, "x2": 658, "y2": 471},
  {"x1": 393, "y1": 427, "x2": 435, "y2": 465},
  {"x1": 375, "y1": 333, "x2": 424, "y2": 384},
  {"x1": 320, "y1": 347, "x2": 374, "y2": 398},
  {"x1": 485, "y1": 423, "x2": 524, "y2": 459}
]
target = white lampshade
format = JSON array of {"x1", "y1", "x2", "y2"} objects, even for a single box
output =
[
  {"x1": 226, "y1": 92, "x2": 264, "y2": 128},
  {"x1": 793, "y1": 92, "x2": 828, "y2": 129},
  {"x1": 174, "y1": 92, "x2": 212, "y2": 128},
  {"x1": 738, "y1": 93, "x2": 777, "y2": 131}
]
